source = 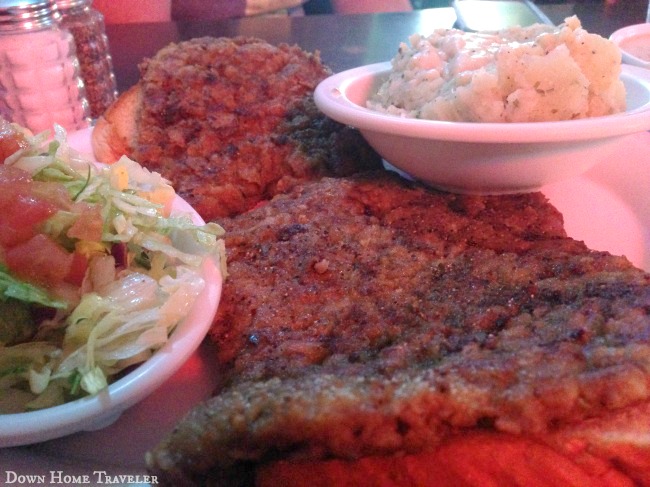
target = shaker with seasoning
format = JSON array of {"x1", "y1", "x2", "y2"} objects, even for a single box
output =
[
  {"x1": 0, "y1": 0, "x2": 90, "y2": 133},
  {"x1": 55, "y1": 0, "x2": 117, "y2": 119}
]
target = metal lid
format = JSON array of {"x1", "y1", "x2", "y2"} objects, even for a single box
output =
[
  {"x1": 0, "y1": 0, "x2": 61, "y2": 32},
  {"x1": 54, "y1": 0, "x2": 90, "y2": 11}
]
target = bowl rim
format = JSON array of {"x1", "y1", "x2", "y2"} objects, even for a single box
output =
[
  {"x1": 610, "y1": 23, "x2": 650, "y2": 69},
  {"x1": 314, "y1": 61, "x2": 650, "y2": 143},
  {"x1": 0, "y1": 198, "x2": 223, "y2": 448}
]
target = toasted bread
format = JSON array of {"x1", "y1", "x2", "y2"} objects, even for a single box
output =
[{"x1": 91, "y1": 84, "x2": 140, "y2": 164}]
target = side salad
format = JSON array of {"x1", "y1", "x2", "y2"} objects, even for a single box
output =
[{"x1": 0, "y1": 120, "x2": 226, "y2": 413}]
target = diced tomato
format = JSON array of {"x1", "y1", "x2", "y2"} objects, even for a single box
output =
[
  {"x1": 0, "y1": 124, "x2": 28, "y2": 162},
  {"x1": 0, "y1": 189, "x2": 59, "y2": 248},
  {"x1": 5, "y1": 234, "x2": 73, "y2": 290},
  {"x1": 0, "y1": 163, "x2": 95, "y2": 292},
  {"x1": 64, "y1": 251, "x2": 88, "y2": 286},
  {"x1": 67, "y1": 204, "x2": 104, "y2": 242},
  {"x1": 0, "y1": 167, "x2": 72, "y2": 248},
  {"x1": 0, "y1": 165, "x2": 31, "y2": 184}
]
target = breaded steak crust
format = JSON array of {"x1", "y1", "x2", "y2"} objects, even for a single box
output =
[
  {"x1": 147, "y1": 172, "x2": 650, "y2": 485},
  {"x1": 132, "y1": 36, "x2": 381, "y2": 220}
]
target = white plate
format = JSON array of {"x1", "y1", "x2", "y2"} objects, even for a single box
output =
[
  {"x1": 0, "y1": 128, "x2": 223, "y2": 449},
  {"x1": 3, "y1": 131, "x2": 649, "y2": 483}
]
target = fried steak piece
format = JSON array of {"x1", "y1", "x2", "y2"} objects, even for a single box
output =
[
  {"x1": 92, "y1": 36, "x2": 381, "y2": 221},
  {"x1": 147, "y1": 172, "x2": 650, "y2": 485}
]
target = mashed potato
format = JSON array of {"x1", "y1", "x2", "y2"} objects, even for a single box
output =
[{"x1": 368, "y1": 16, "x2": 626, "y2": 122}]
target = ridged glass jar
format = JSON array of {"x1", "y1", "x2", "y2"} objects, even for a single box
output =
[
  {"x1": 0, "y1": 0, "x2": 91, "y2": 133},
  {"x1": 55, "y1": 0, "x2": 117, "y2": 119}
]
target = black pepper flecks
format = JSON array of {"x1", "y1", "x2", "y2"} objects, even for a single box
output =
[{"x1": 59, "y1": 5, "x2": 118, "y2": 119}]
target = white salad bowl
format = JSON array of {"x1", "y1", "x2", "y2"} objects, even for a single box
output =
[
  {"x1": 314, "y1": 62, "x2": 650, "y2": 194},
  {"x1": 0, "y1": 128, "x2": 224, "y2": 447},
  {"x1": 0, "y1": 230, "x2": 222, "y2": 448}
]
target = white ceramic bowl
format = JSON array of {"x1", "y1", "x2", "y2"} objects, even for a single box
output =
[
  {"x1": 0, "y1": 138, "x2": 223, "y2": 447},
  {"x1": 610, "y1": 23, "x2": 650, "y2": 69},
  {"x1": 314, "y1": 62, "x2": 650, "y2": 194},
  {"x1": 0, "y1": 237, "x2": 221, "y2": 448}
]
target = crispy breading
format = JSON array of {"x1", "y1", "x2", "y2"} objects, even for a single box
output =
[
  {"x1": 129, "y1": 36, "x2": 381, "y2": 220},
  {"x1": 147, "y1": 172, "x2": 650, "y2": 485}
]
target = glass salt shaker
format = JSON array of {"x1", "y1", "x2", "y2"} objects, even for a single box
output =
[
  {"x1": 0, "y1": 0, "x2": 90, "y2": 133},
  {"x1": 55, "y1": 0, "x2": 117, "y2": 119}
]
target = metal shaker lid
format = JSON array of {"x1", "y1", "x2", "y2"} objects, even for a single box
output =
[
  {"x1": 54, "y1": 0, "x2": 90, "y2": 10},
  {"x1": 0, "y1": 0, "x2": 61, "y2": 33}
]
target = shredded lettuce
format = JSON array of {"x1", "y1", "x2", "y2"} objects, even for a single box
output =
[
  {"x1": 0, "y1": 265, "x2": 67, "y2": 309},
  {"x1": 0, "y1": 123, "x2": 226, "y2": 412}
]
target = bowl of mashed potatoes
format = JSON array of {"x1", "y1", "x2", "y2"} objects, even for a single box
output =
[{"x1": 315, "y1": 17, "x2": 650, "y2": 194}]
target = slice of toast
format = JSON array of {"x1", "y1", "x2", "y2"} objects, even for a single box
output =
[{"x1": 92, "y1": 84, "x2": 140, "y2": 164}]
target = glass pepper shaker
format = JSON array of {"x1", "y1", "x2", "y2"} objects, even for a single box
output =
[
  {"x1": 55, "y1": 0, "x2": 118, "y2": 119},
  {"x1": 0, "y1": 0, "x2": 91, "y2": 133}
]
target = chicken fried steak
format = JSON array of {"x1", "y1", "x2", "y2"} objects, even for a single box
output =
[
  {"x1": 147, "y1": 172, "x2": 650, "y2": 485},
  {"x1": 108, "y1": 36, "x2": 381, "y2": 220}
]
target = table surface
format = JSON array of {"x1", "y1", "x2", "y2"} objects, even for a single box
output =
[{"x1": 105, "y1": 2, "x2": 649, "y2": 93}]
